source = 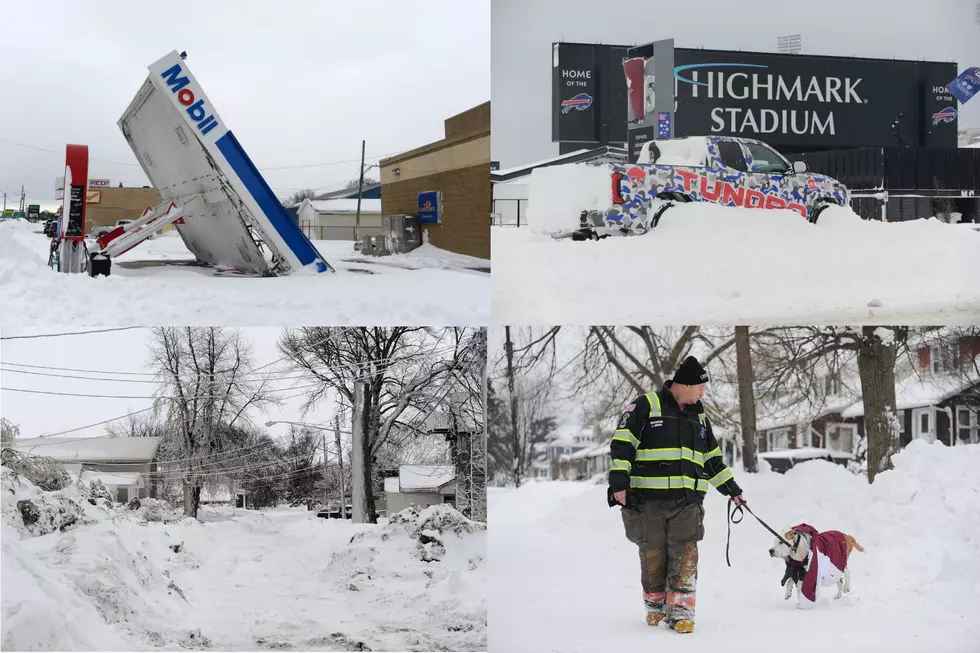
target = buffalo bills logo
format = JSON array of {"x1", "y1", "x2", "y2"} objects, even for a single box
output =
[
  {"x1": 932, "y1": 106, "x2": 956, "y2": 125},
  {"x1": 561, "y1": 92, "x2": 593, "y2": 114}
]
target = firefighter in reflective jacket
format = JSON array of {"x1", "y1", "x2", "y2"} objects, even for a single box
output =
[{"x1": 608, "y1": 356, "x2": 744, "y2": 634}]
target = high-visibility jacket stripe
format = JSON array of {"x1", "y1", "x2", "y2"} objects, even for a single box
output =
[
  {"x1": 635, "y1": 446, "x2": 705, "y2": 466},
  {"x1": 703, "y1": 446, "x2": 722, "y2": 461},
  {"x1": 647, "y1": 392, "x2": 662, "y2": 417},
  {"x1": 629, "y1": 475, "x2": 709, "y2": 492},
  {"x1": 708, "y1": 467, "x2": 734, "y2": 488},
  {"x1": 611, "y1": 459, "x2": 632, "y2": 473},
  {"x1": 613, "y1": 428, "x2": 640, "y2": 449}
]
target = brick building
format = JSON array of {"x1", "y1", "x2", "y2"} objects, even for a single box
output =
[
  {"x1": 379, "y1": 102, "x2": 490, "y2": 259},
  {"x1": 82, "y1": 186, "x2": 162, "y2": 235}
]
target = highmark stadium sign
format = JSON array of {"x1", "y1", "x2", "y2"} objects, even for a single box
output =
[{"x1": 673, "y1": 63, "x2": 866, "y2": 136}]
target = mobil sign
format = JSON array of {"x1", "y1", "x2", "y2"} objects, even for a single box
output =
[{"x1": 148, "y1": 51, "x2": 226, "y2": 141}]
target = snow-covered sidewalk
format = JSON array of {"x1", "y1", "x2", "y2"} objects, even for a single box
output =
[
  {"x1": 0, "y1": 221, "x2": 490, "y2": 326},
  {"x1": 492, "y1": 205, "x2": 980, "y2": 324},
  {"x1": 489, "y1": 441, "x2": 980, "y2": 653},
  {"x1": 2, "y1": 473, "x2": 486, "y2": 652}
]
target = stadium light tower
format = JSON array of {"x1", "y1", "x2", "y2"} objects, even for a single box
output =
[{"x1": 778, "y1": 34, "x2": 802, "y2": 55}]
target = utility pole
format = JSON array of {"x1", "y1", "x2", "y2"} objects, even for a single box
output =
[
  {"x1": 328, "y1": 432, "x2": 334, "y2": 510},
  {"x1": 2, "y1": 192, "x2": 6, "y2": 212},
  {"x1": 354, "y1": 140, "x2": 366, "y2": 246},
  {"x1": 333, "y1": 413, "x2": 345, "y2": 515},
  {"x1": 351, "y1": 381, "x2": 369, "y2": 524},
  {"x1": 504, "y1": 326, "x2": 522, "y2": 486},
  {"x1": 19, "y1": 185, "x2": 25, "y2": 213}
]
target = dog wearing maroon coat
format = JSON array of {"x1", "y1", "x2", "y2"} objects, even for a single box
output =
[{"x1": 769, "y1": 523, "x2": 864, "y2": 608}]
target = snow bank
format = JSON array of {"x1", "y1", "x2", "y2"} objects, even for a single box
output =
[
  {"x1": 527, "y1": 163, "x2": 615, "y2": 234},
  {"x1": 493, "y1": 203, "x2": 980, "y2": 323},
  {"x1": 490, "y1": 442, "x2": 980, "y2": 653},
  {"x1": 1, "y1": 530, "x2": 131, "y2": 651},
  {"x1": 327, "y1": 505, "x2": 486, "y2": 650}
]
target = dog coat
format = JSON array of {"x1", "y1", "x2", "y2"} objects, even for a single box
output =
[{"x1": 791, "y1": 523, "x2": 849, "y2": 608}]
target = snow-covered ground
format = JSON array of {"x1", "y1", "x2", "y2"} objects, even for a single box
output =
[
  {"x1": 0, "y1": 220, "x2": 490, "y2": 325},
  {"x1": 2, "y1": 470, "x2": 486, "y2": 651},
  {"x1": 492, "y1": 205, "x2": 980, "y2": 324},
  {"x1": 489, "y1": 441, "x2": 980, "y2": 653}
]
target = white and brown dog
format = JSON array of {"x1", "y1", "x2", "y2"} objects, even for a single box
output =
[{"x1": 768, "y1": 523, "x2": 864, "y2": 608}]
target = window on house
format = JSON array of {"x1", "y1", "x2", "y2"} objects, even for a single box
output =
[
  {"x1": 826, "y1": 424, "x2": 856, "y2": 453},
  {"x1": 931, "y1": 344, "x2": 960, "y2": 375},
  {"x1": 956, "y1": 406, "x2": 979, "y2": 445},
  {"x1": 824, "y1": 374, "x2": 842, "y2": 397},
  {"x1": 768, "y1": 428, "x2": 791, "y2": 451}
]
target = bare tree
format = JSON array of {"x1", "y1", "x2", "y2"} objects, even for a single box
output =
[
  {"x1": 104, "y1": 412, "x2": 168, "y2": 439},
  {"x1": 284, "y1": 188, "x2": 318, "y2": 206},
  {"x1": 734, "y1": 326, "x2": 759, "y2": 472},
  {"x1": 149, "y1": 327, "x2": 280, "y2": 518},
  {"x1": 277, "y1": 327, "x2": 481, "y2": 523},
  {"x1": 345, "y1": 177, "x2": 378, "y2": 190}
]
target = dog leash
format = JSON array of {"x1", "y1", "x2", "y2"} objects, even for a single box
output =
[{"x1": 726, "y1": 498, "x2": 795, "y2": 567}]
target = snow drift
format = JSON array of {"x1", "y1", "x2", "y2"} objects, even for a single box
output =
[
  {"x1": 489, "y1": 441, "x2": 980, "y2": 653},
  {"x1": 326, "y1": 505, "x2": 487, "y2": 651},
  {"x1": 2, "y1": 470, "x2": 487, "y2": 651},
  {"x1": 493, "y1": 202, "x2": 980, "y2": 323},
  {"x1": 0, "y1": 220, "x2": 489, "y2": 326}
]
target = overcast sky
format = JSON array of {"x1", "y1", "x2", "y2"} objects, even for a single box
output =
[
  {"x1": 0, "y1": 327, "x2": 335, "y2": 443},
  {"x1": 491, "y1": 0, "x2": 980, "y2": 168},
  {"x1": 0, "y1": 0, "x2": 489, "y2": 211}
]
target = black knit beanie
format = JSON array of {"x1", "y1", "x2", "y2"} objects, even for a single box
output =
[{"x1": 673, "y1": 356, "x2": 709, "y2": 385}]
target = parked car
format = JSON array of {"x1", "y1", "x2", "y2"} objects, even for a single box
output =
[
  {"x1": 565, "y1": 135, "x2": 850, "y2": 239},
  {"x1": 91, "y1": 219, "x2": 134, "y2": 240}
]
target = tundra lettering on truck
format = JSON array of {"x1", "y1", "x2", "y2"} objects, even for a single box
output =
[
  {"x1": 573, "y1": 135, "x2": 850, "y2": 240},
  {"x1": 160, "y1": 64, "x2": 220, "y2": 135}
]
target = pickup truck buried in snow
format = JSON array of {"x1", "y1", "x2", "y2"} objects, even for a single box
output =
[{"x1": 571, "y1": 135, "x2": 850, "y2": 239}]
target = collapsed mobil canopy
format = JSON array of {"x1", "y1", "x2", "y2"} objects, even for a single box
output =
[{"x1": 118, "y1": 50, "x2": 330, "y2": 276}]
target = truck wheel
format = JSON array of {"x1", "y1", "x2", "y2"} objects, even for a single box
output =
[
  {"x1": 649, "y1": 201, "x2": 675, "y2": 230},
  {"x1": 809, "y1": 201, "x2": 839, "y2": 225}
]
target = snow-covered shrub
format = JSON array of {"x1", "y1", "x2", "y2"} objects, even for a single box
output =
[
  {"x1": 1, "y1": 467, "x2": 87, "y2": 537},
  {"x1": 136, "y1": 498, "x2": 180, "y2": 523},
  {"x1": 0, "y1": 449, "x2": 71, "y2": 491},
  {"x1": 88, "y1": 479, "x2": 114, "y2": 502}
]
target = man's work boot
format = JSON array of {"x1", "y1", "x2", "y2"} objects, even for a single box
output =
[
  {"x1": 673, "y1": 619, "x2": 694, "y2": 634},
  {"x1": 646, "y1": 613, "x2": 665, "y2": 627}
]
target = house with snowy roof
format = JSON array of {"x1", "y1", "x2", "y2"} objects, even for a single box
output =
[
  {"x1": 384, "y1": 464, "x2": 456, "y2": 515},
  {"x1": 529, "y1": 423, "x2": 596, "y2": 481},
  {"x1": 6, "y1": 436, "x2": 162, "y2": 503},
  {"x1": 754, "y1": 333, "x2": 980, "y2": 471}
]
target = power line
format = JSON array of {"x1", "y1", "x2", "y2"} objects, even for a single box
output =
[
  {"x1": 0, "y1": 326, "x2": 148, "y2": 341},
  {"x1": 0, "y1": 135, "x2": 402, "y2": 172}
]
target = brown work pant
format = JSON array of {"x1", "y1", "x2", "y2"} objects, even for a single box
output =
[{"x1": 621, "y1": 498, "x2": 704, "y2": 623}]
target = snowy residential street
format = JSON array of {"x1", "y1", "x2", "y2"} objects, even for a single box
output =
[
  {"x1": 2, "y1": 483, "x2": 487, "y2": 652},
  {"x1": 0, "y1": 221, "x2": 490, "y2": 326},
  {"x1": 488, "y1": 442, "x2": 980, "y2": 653},
  {"x1": 492, "y1": 206, "x2": 980, "y2": 325}
]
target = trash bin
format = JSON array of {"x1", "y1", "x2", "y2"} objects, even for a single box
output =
[{"x1": 89, "y1": 252, "x2": 111, "y2": 277}]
